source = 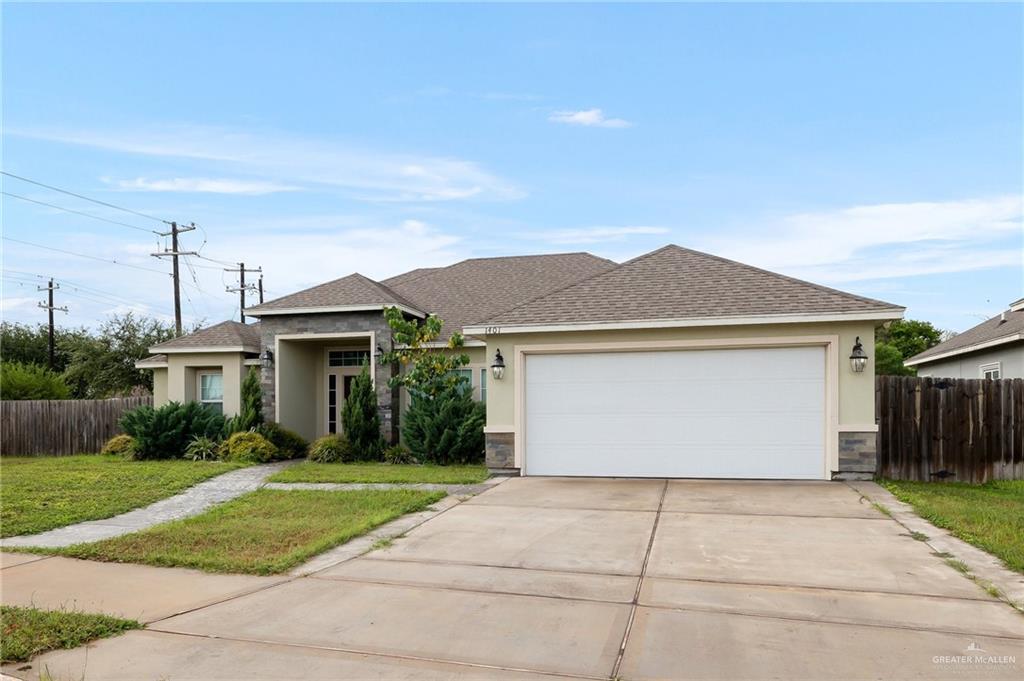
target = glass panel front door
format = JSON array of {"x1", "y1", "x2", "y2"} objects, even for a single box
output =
[{"x1": 326, "y1": 371, "x2": 356, "y2": 435}]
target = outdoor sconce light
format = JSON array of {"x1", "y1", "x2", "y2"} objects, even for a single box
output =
[
  {"x1": 850, "y1": 337, "x2": 868, "y2": 373},
  {"x1": 260, "y1": 349, "x2": 275, "y2": 369},
  {"x1": 491, "y1": 349, "x2": 506, "y2": 380},
  {"x1": 375, "y1": 344, "x2": 386, "y2": 363}
]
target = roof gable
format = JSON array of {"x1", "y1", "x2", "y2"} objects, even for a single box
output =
[
  {"x1": 907, "y1": 307, "x2": 1024, "y2": 365},
  {"x1": 479, "y1": 245, "x2": 903, "y2": 328},
  {"x1": 246, "y1": 273, "x2": 423, "y2": 315},
  {"x1": 150, "y1": 320, "x2": 261, "y2": 352}
]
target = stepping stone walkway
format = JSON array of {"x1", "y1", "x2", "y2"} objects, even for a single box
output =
[{"x1": 2, "y1": 461, "x2": 295, "y2": 549}]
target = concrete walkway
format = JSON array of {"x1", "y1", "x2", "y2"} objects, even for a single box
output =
[
  {"x1": 264, "y1": 477, "x2": 503, "y2": 497},
  {"x1": 1, "y1": 461, "x2": 294, "y2": 549}
]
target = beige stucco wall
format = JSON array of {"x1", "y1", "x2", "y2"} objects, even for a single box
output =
[
  {"x1": 482, "y1": 321, "x2": 879, "y2": 431},
  {"x1": 915, "y1": 343, "x2": 1024, "y2": 379},
  {"x1": 276, "y1": 342, "x2": 320, "y2": 441},
  {"x1": 151, "y1": 367, "x2": 168, "y2": 406},
  {"x1": 162, "y1": 352, "x2": 247, "y2": 417}
]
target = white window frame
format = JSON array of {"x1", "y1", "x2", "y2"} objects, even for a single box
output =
[
  {"x1": 196, "y1": 370, "x2": 224, "y2": 413},
  {"x1": 980, "y1": 362, "x2": 1001, "y2": 380}
]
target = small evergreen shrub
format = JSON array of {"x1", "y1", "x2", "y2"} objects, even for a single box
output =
[
  {"x1": 100, "y1": 434, "x2": 136, "y2": 457},
  {"x1": 402, "y1": 384, "x2": 485, "y2": 465},
  {"x1": 0, "y1": 361, "x2": 71, "y2": 400},
  {"x1": 120, "y1": 401, "x2": 226, "y2": 459},
  {"x1": 260, "y1": 421, "x2": 308, "y2": 459},
  {"x1": 382, "y1": 444, "x2": 418, "y2": 465},
  {"x1": 341, "y1": 363, "x2": 383, "y2": 460},
  {"x1": 184, "y1": 435, "x2": 221, "y2": 461},
  {"x1": 307, "y1": 434, "x2": 355, "y2": 463},
  {"x1": 218, "y1": 431, "x2": 278, "y2": 463}
]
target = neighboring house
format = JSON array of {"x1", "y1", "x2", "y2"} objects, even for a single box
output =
[
  {"x1": 136, "y1": 245, "x2": 903, "y2": 480},
  {"x1": 905, "y1": 298, "x2": 1024, "y2": 379}
]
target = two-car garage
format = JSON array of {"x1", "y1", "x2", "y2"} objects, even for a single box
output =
[{"x1": 522, "y1": 345, "x2": 828, "y2": 479}]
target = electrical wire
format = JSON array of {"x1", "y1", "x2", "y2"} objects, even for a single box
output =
[
  {"x1": 3, "y1": 236, "x2": 172, "y2": 276},
  {"x1": 1, "y1": 191, "x2": 159, "y2": 235},
  {"x1": 1, "y1": 171, "x2": 171, "y2": 225},
  {"x1": 3, "y1": 268, "x2": 164, "y2": 308}
]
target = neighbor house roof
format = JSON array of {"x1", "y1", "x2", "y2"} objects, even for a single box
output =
[
  {"x1": 134, "y1": 354, "x2": 167, "y2": 368},
  {"x1": 245, "y1": 273, "x2": 425, "y2": 317},
  {"x1": 149, "y1": 321, "x2": 261, "y2": 353},
  {"x1": 465, "y1": 245, "x2": 903, "y2": 332},
  {"x1": 905, "y1": 302, "x2": 1024, "y2": 367},
  {"x1": 382, "y1": 253, "x2": 617, "y2": 341}
]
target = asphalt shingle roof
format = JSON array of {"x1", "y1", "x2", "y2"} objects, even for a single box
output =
[
  {"x1": 245, "y1": 273, "x2": 423, "y2": 315},
  {"x1": 150, "y1": 321, "x2": 261, "y2": 351},
  {"x1": 481, "y1": 245, "x2": 902, "y2": 327},
  {"x1": 908, "y1": 306, "x2": 1024, "y2": 364}
]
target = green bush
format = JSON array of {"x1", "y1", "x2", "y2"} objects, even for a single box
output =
[
  {"x1": 341, "y1": 363, "x2": 382, "y2": 460},
  {"x1": 184, "y1": 435, "x2": 221, "y2": 461},
  {"x1": 0, "y1": 361, "x2": 71, "y2": 400},
  {"x1": 260, "y1": 421, "x2": 308, "y2": 459},
  {"x1": 402, "y1": 384, "x2": 485, "y2": 465},
  {"x1": 100, "y1": 434, "x2": 136, "y2": 457},
  {"x1": 120, "y1": 401, "x2": 227, "y2": 460},
  {"x1": 382, "y1": 444, "x2": 418, "y2": 465},
  {"x1": 307, "y1": 434, "x2": 355, "y2": 463},
  {"x1": 218, "y1": 431, "x2": 278, "y2": 463}
]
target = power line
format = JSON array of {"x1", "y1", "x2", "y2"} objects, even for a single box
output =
[
  {"x1": 2, "y1": 191, "x2": 159, "y2": 235},
  {"x1": 3, "y1": 268, "x2": 163, "y2": 309},
  {"x1": 3, "y1": 236, "x2": 172, "y2": 276},
  {"x1": 1, "y1": 171, "x2": 171, "y2": 225}
]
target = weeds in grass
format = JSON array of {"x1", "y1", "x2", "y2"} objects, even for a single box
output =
[
  {"x1": 0, "y1": 605, "x2": 139, "y2": 663},
  {"x1": 871, "y1": 502, "x2": 892, "y2": 518},
  {"x1": 945, "y1": 558, "x2": 971, "y2": 574},
  {"x1": 908, "y1": 531, "x2": 929, "y2": 542}
]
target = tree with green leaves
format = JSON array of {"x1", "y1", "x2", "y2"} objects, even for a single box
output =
[
  {"x1": 379, "y1": 306, "x2": 470, "y2": 396},
  {"x1": 233, "y1": 366, "x2": 265, "y2": 432},
  {"x1": 0, "y1": 361, "x2": 71, "y2": 400},
  {"x1": 341, "y1": 362, "x2": 382, "y2": 459},
  {"x1": 875, "y1": 319, "x2": 945, "y2": 376},
  {"x1": 0, "y1": 322, "x2": 89, "y2": 374}
]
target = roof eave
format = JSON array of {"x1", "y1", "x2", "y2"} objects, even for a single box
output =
[
  {"x1": 904, "y1": 333, "x2": 1024, "y2": 367},
  {"x1": 463, "y1": 308, "x2": 905, "y2": 336},
  {"x1": 245, "y1": 303, "x2": 426, "y2": 318},
  {"x1": 147, "y1": 345, "x2": 259, "y2": 354}
]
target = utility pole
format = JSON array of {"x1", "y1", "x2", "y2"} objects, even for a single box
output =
[
  {"x1": 37, "y1": 278, "x2": 68, "y2": 370},
  {"x1": 151, "y1": 221, "x2": 197, "y2": 336},
  {"x1": 225, "y1": 262, "x2": 261, "y2": 323}
]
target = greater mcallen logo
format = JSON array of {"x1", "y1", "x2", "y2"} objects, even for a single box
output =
[{"x1": 932, "y1": 642, "x2": 1018, "y2": 668}]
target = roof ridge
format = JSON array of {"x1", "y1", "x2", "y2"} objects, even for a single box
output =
[{"x1": 350, "y1": 272, "x2": 425, "y2": 311}]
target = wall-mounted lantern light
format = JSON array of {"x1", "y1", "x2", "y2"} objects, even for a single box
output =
[
  {"x1": 375, "y1": 344, "x2": 386, "y2": 363},
  {"x1": 849, "y1": 337, "x2": 868, "y2": 373},
  {"x1": 491, "y1": 349, "x2": 506, "y2": 380},
  {"x1": 260, "y1": 349, "x2": 275, "y2": 369}
]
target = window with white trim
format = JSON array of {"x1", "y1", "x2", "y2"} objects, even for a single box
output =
[
  {"x1": 479, "y1": 368, "x2": 487, "y2": 403},
  {"x1": 198, "y1": 371, "x2": 224, "y2": 414},
  {"x1": 980, "y1": 363, "x2": 1001, "y2": 380}
]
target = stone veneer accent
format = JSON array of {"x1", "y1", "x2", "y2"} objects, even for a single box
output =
[
  {"x1": 485, "y1": 431, "x2": 516, "y2": 471},
  {"x1": 258, "y1": 311, "x2": 397, "y2": 444},
  {"x1": 835, "y1": 431, "x2": 877, "y2": 480}
]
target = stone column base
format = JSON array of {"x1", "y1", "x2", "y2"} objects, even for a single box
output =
[
  {"x1": 835, "y1": 431, "x2": 877, "y2": 480},
  {"x1": 485, "y1": 431, "x2": 516, "y2": 470}
]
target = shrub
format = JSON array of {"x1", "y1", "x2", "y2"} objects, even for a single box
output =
[
  {"x1": 259, "y1": 421, "x2": 308, "y2": 459},
  {"x1": 0, "y1": 361, "x2": 71, "y2": 400},
  {"x1": 100, "y1": 434, "x2": 136, "y2": 457},
  {"x1": 218, "y1": 431, "x2": 278, "y2": 463},
  {"x1": 307, "y1": 434, "x2": 355, "y2": 463},
  {"x1": 402, "y1": 384, "x2": 485, "y2": 465},
  {"x1": 184, "y1": 435, "x2": 221, "y2": 461},
  {"x1": 341, "y1": 363, "x2": 382, "y2": 460},
  {"x1": 382, "y1": 444, "x2": 418, "y2": 465},
  {"x1": 120, "y1": 401, "x2": 226, "y2": 460}
]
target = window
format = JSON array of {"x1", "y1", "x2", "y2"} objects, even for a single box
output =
[
  {"x1": 479, "y1": 368, "x2": 487, "y2": 403},
  {"x1": 328, "y1": 350, "x2": 371, "y2": 367},
  {"x1": 198, "y1": 371, "x2": 224, "y2": 414},
  {"x1": 448, "y1": 368, "x2": 473, "y2": 395},
  {"x1": 981, "y1": 363, "x2": 1001, "y2": 380}
]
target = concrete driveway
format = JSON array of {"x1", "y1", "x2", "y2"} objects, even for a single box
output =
[{"x1": 8, "y1": 478, "x2": 1024, "y2": 680}]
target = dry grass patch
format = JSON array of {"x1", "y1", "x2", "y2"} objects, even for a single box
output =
[{"x1": 1, "y1": 605, "x2": 139, "y2": 663}]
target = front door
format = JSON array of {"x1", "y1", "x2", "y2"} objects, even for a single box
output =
[{"x1": 325, "y1": 370, "x2": 356, "y2": 435}]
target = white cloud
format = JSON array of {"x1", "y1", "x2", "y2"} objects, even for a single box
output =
[
  {"x1": 530, "y1": 226, "x2": 669, "y2": 245},
  {"x1": 10, "y1": 125, "x2": 524, "y2": 203},
  {"x1": 549, "y1": 108, "x2": 632, "y2": 128},
  {"x1": 115, "y1": 177, "x2": 301, "y2": 195},
  {"x1": 701, "y1": 195, "x2": 1023, "y2": 283}
]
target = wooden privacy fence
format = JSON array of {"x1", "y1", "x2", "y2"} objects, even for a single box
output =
[
  {"x1": 0, "y1": 397, "x2": 151, "y2": 456},
  {"x1": 876, "y1": 376, "x2": 1024, "y2": 482}
]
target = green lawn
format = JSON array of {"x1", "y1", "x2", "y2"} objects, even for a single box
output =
[
  {"x1": 268, "y1": 462, "x2": 489, "y2": 485},
  {"x1": 0, "y1": 605, "x2": 139, "y2": 663},
  {"x1": 880, "y1": 479, "x2": 1024, "y2": 574},
  {"x1": 1, "y1": 455, "x2": 246, "y2": 537},
  {"x1": 49, "y1": 489, "x2": 444, "y2": 574}
]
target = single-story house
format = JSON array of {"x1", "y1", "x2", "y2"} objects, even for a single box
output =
[
  {"x1": 137, "y1": 244, "x2": 904, "y2": 480},
  {"x1": 905, "y1": 298, "x2": 1024, "y2": 379}
]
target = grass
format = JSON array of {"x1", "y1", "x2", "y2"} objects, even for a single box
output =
[
  {"x1": 268, "y1": 462, "x2": 489, "y2": 485},
  {"x1": 0, "y1": 605, "x2": 139, "y2": 663},
  {"x1": 46, "y1": 489, "x2": 445, "y2": 574},
  {"x1": 1, "y1": 455, "x2": 246, "y2": 537},
  {"x1": 881, "y1": 479, "x2": 1024, "y2": 574}
]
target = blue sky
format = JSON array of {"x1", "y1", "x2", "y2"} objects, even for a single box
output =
[{"x1": 3, "y1": 2, "x2": 1021, "y2": 333}]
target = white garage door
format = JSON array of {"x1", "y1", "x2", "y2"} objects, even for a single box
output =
[{"x1": 524, "y1": 346, "x2": 826, "y2": 479}]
